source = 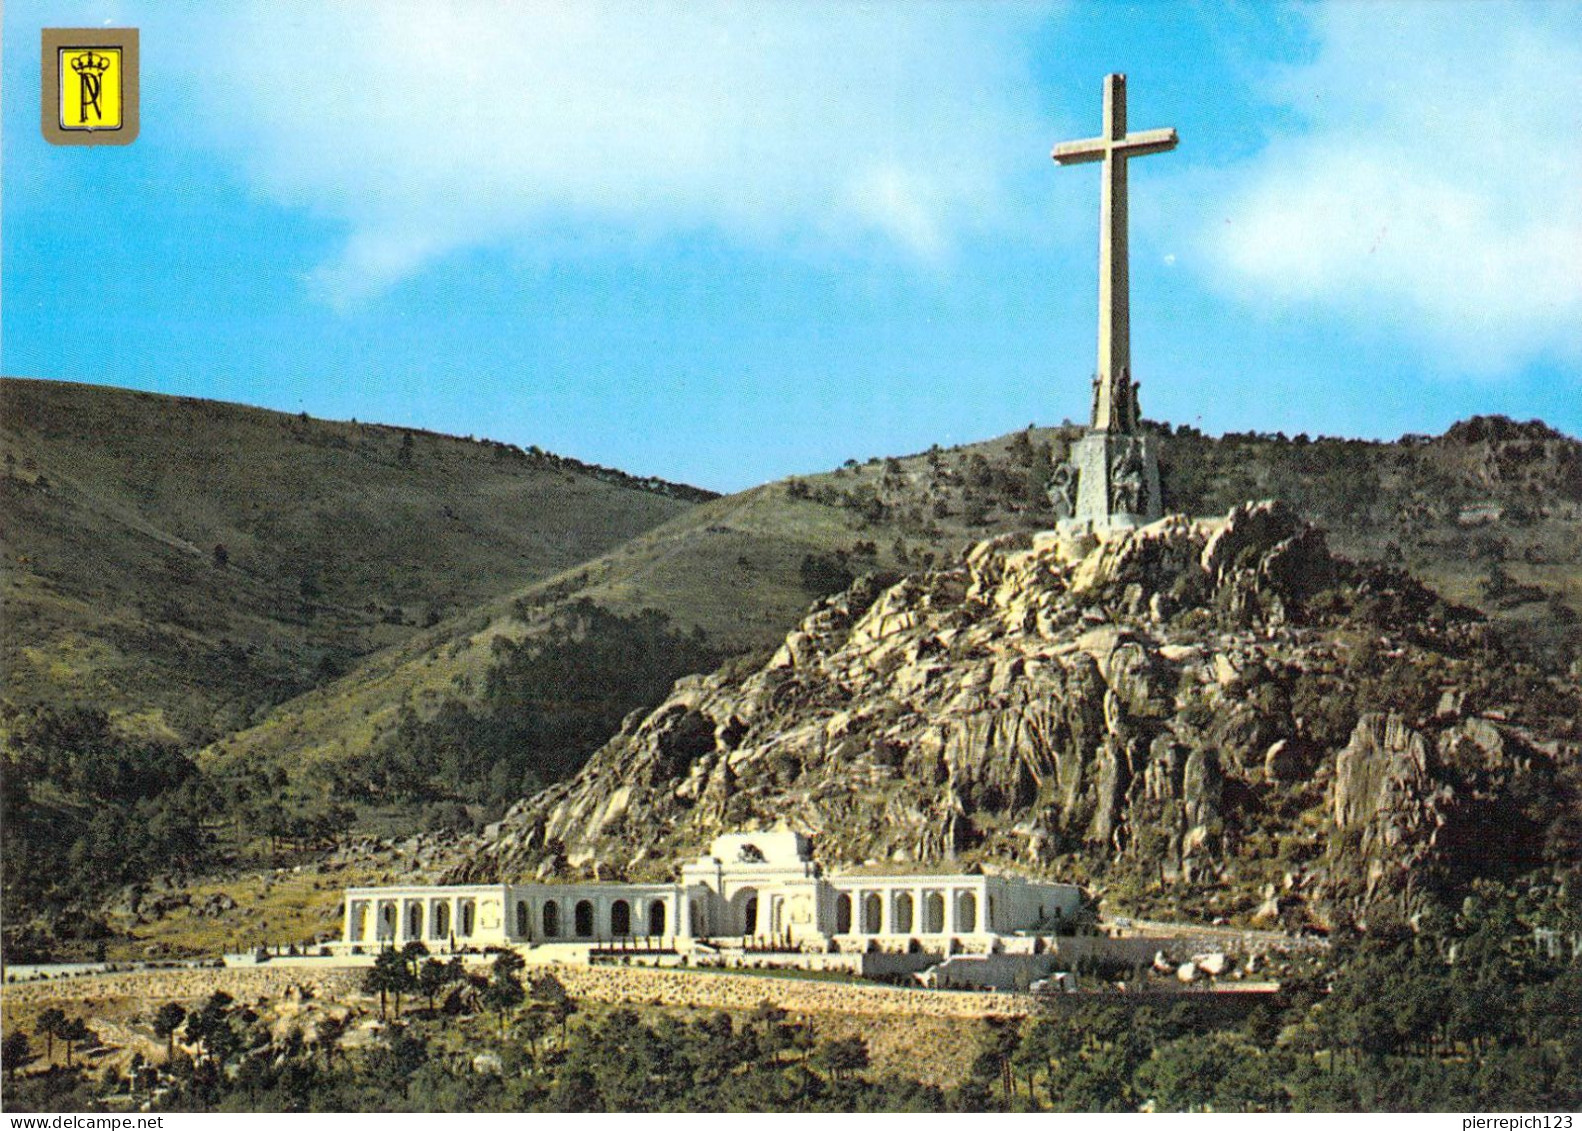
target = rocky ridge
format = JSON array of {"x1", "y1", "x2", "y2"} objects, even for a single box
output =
[{"x1": 456, "y1": 502, "x2": 1580, "y2": 928}]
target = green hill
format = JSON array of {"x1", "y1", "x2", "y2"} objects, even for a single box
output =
[{"x1": 0, "y1": 378, "x2": 710, "y2": 745}]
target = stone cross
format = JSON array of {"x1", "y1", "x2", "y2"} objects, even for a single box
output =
[{"x1": 1053, "y1": 73, "x2": 1176, "y2": 433}]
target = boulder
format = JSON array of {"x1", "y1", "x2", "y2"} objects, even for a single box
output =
[{"x1": 1193, "y1": 952, "x2": 1228, "y2": 976}]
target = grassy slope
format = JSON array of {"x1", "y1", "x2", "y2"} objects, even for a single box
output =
[
  {"x1": 203, "y1": 430, "x2": 1081, "y2": 783},
  {"x1": 203, "y1": 461, "x2": 1001, "y2": 780},
  {"x1": 0, "y1": 378, "x2": 706, "y2": 744}
]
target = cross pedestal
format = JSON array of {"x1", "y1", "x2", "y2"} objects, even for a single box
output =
[{"x1": 1065, "y1": 432, "x2": 1163, "y2": 529}]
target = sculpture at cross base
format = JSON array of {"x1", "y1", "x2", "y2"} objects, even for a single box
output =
[{"x1": 1046, "y1": 73, "x2": 1174, "y2": 529}]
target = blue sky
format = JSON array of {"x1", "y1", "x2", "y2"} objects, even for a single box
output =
[{"x1": 4, "y1": 1, "x2": 1579, "y2": 491}]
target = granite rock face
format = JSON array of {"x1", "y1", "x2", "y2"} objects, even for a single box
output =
[{"x1": 457, "y1": 502, "x2": 1579, "y2": 928}]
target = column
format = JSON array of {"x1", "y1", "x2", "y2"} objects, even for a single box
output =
[
  {"x1": 342, "y1": 898, "x2": 354, "y2": 945},
  {"x1": 915, "y1": 888, "x2": 927, "y2": 934}
]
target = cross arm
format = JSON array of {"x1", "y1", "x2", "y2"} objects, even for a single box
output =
[
  {"x1": 1113, "y1": 128, "x2": 1177, "y2": 157},
  {"x1": 1052, "y1": 137, "x2": 1108, "y2": 165}
]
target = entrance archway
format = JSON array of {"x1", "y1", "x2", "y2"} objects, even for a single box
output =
[
  {"x1": 732, "y1": 888, "x2": 760, "y2": 936},
  {"x1": 924, "y1": 892, "x2": 945, "y2": 934},
  {"x1": 460, "y1": 900, "x2": 475, "y2": 937},
  {"x1": 648, "y1": 900, "x2": 667, "y2": 937},
  {"x1": 835, "y1": 893, "x2": 852, "y2": 934},
  {"x1": 611, "y1": 900, "x2": 631, "y2": 936},
  {"x1": 574, "y1": 899, "x2": 595, "y2": 937},
  {"x1": 407, "y1": 903, "x2": 423, "y2": 939},
  {"x1": 432, "y1": 902, "x2": 450, "y2": 939},
  {"x1": 542, "y1": 901, "x2": 560, "y2": 938},
  {"x1": 515, "y1": 901, "x2": 529, "y2": 939}
]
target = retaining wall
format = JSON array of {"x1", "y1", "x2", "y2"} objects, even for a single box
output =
[{"x1": 1, "y1": 962, "x2": 1031, "y2": 1020}]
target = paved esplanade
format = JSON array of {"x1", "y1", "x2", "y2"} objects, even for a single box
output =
[{"x1": 1049, "y1": 74, "x2": 1176, "y2": 527}]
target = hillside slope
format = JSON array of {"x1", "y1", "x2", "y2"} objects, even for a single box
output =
[
  {"x1": 201, "y1": 433, "x2": 1078, "y2": 784},
  {"x1": 0, "y1": 378, "x2": 708, "y2": 743}
]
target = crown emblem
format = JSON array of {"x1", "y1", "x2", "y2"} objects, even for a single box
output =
[{"x1": 71, "y1": 50, "x2": 112, "y2": 76}]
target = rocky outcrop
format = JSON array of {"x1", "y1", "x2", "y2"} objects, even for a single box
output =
[
  {"x1": 1333, "y1": 714, "x2": 1437, "y2": 835},
  {"x1": 1330, "y1": 714, "x2": 1449, "y2": 905},
  {"x1": 457, "y1": 502, "x2": 1580, "y2": 928}
]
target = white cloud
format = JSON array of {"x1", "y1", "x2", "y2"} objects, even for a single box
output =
[
  {"x1": 182, "y1": 1, "x2": 1047, "y2": 304},
  {"x1": 1199, "y1": 2, "x2": 1582, "y2": 374}
]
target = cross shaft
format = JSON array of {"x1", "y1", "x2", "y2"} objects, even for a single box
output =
[{"x1": 1053, "y1": 74, "x2": 1176, "y2": 432}]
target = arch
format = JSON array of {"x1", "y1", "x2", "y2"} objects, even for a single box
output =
[
  {"x1": 862, "y1": 892, "x2": 883, "y2": 934},
  {"x1": 732, "y1": 888, "x2": 760, "y2": 936},
  {"x1": 924, "y1": 892, "x2": 946, "y2": 934},
  {"x1": 349, "y1": 902, "x2": 368, "y2": 942},
  {"x1": 574, "y1": 899, "x2": 595, "y2": 938},
  {"x1": 956, "y1": 891, "x2": 978, "y2": 933},
  {"x1": 515, "y1": 901, "x2": 529, "y2": 939},
  {"x1": 892, "y1": 892, "x2": 914, "y2": 934},
  {"x1": 649, "y1": 900, "x2": 667, "y2": 937},
  {"x1": 611, "y1": 899, "x2": 631, "y2": 936},
  {"x1": 378, "y1": 902, "x2": 397, "y2": 940},
  {"x1": 431, "y1": 901, "x2": 450, "y2": 939},
  {"x1": 406, "y1": 902, "x2": 423, "y2": 939},
  {"x1": 542, "y1": 901, "x2": 561, "y2": 938},
  {"x1": 689, "y1": 899, "x2": 703, "y2": 936},
  {"x1": 835, "y1": 893, "x2": 852, "y2": 934},
  {"x1": 460, "y1": 900, "x2": 475, "y2": 937}
]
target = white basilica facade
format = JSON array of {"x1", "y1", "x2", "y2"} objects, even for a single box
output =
[{"x1": 336, "y1": 831, "x2": 1082, "y2": 956}]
